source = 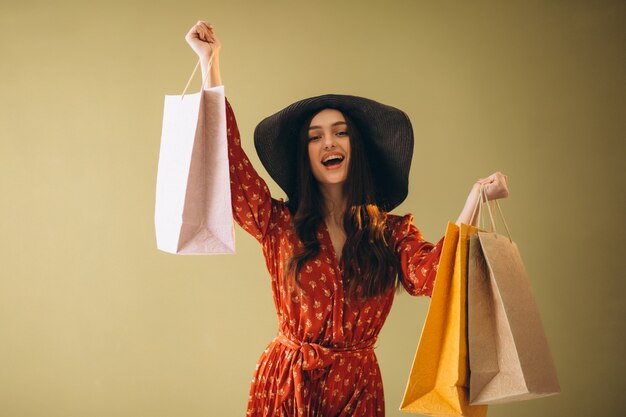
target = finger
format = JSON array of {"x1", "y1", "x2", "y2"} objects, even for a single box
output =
[
  {"x1": 194, "y1": 22, "x2": 206, "y2": 34},
  {"x1": 186, "y1": 25, "x2": 200, "y2": 39},
  {"x1": 200, "y1": 27, "x2": 213, "y2": 42},
  {"x1": 199, "y1": 22, "x2": 215, "y2": 39},
  {"x1": 203, "y1": 29, "x2": 214, "y2": 43}
]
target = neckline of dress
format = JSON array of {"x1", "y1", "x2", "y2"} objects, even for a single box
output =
[{"x1": 321, "y1": 221, "x2": 343, "y2": 272}]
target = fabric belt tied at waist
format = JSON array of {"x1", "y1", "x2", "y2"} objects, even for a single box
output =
[
  {"x1": 275, "y1": 332, "x2": 376, "y2": 375},
  {"x1": 271, "y1": 332, "x2": 377, "y2": 412}
]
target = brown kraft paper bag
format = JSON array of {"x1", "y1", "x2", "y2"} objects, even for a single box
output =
[{"x1": 467, "y1": 193, "x2": 560, "y2": 404}]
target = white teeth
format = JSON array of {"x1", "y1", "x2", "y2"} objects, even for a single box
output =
[{"x1": 322, "y1": 155, "x2": 344, "y2": 163}]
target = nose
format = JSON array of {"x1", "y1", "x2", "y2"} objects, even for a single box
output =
[{"x1": 322, "y1": 131, "x2": 336, "y2": 149}]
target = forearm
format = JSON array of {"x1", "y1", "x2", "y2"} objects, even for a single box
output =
[
  {"x1": 200, "y1": 53, "x2": 222, "y2": 88},
  {"x1": 455, "y1": 183, "x2": 481, "y2": 226},
  {"x1": 225, "y1": 99, "x2": 273, "y2": 243}
]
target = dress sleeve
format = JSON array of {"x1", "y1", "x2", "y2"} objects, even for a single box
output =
[
  {"x1": 391, "y1": 214, "x2": 445, "y2": 297},
  {"x1": 225, "y1": 98, "x2": 273, "y2": 244}
]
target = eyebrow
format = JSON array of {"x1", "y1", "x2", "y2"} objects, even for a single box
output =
[{"x1": 308, "y1": 121, "x2": 347, "y2": 130}]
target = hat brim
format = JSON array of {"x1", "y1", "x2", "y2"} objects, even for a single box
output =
[{"x1": 253, "y1": 94, "x2": 414, "y2": 211}]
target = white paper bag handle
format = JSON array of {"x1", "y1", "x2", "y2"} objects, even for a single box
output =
[{"x1": 180, "y1": 45, "x2": 215, "y2": 101}]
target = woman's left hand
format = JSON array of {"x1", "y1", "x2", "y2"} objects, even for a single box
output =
[
  {"x1": 456, "y1": 171, "x2": 510, "y2": 225},
  {"x1": 476, "y1": 171, "x2": 509, "y2": 201}
]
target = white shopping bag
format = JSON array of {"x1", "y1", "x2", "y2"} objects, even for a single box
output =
[{"x1": 155, "y1": 58, "x2": 235, "y2": 254}]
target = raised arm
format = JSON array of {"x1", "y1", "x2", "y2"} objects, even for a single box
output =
[
  {"x1": 185, "y1": 20, "x2": 222, "y2": 88},
  {"x1": 185, "y1": 21, "x2": 273, "y2": 243}
]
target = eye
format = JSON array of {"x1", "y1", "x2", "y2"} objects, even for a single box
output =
[
  {"x1": 308, "y1": 135, "x2": 321, "y2": 142},
  {"x1": 335, "y1": 131, "x2": 348, "y2": 137}
]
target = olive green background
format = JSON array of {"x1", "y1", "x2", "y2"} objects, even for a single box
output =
[{"x1": 1, "y1": 0, "x2": 624, "y2": 416}]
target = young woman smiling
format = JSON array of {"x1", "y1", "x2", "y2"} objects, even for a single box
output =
[{"x1": 185, "y1": 20, "x2": 509, "y2": 417}]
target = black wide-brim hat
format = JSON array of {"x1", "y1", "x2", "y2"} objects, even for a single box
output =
[{"x1": 253, "y1": 94, "x2": 414, "y2": 212}]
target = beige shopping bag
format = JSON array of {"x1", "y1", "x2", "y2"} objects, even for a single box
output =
[
  {"x1": 155, "y1": 56, "x2": 235, "y2": 254},
  {"x1": 467, "y1": 188, "x2": 560, "y2": 404}
]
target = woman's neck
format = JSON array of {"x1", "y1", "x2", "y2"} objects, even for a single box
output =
[{"x1": 319, "y1": 183, "x2": 347, "y2": 226}]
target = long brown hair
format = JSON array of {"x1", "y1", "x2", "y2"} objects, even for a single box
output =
[{"x1": 284, "y1": 110, "x2": 401, "y2": 299}]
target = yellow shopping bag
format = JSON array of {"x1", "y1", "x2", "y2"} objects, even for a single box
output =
[{"x1": 400, "y1": 222, "x2": 487, "y2": 417}]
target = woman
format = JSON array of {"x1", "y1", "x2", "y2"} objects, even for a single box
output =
[{"x1": 185, "y1": 21, "x2": 509, "y2": 417}]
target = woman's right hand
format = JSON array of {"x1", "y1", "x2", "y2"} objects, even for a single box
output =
[{"x1": 185, "y1": 21, "x2": 221, "y2": 60}]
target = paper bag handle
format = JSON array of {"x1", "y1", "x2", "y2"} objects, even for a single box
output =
[
  {"x1": 180, "y1": 45, "x2": 215, "y2": 100},
  {"x1": 471, "y1": 184, "x2": 513, "y2": 242},
  {"x1": 470, "y1": 185, "x2": 493, "y2": 232}
]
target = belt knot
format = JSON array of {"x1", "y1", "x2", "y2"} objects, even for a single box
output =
[
  {"x1": 275, "y1": 331, "x2": 376, "y2": 372},
  {"x1": 271, "y1": 331, "x2": 377, "y2": 411}
]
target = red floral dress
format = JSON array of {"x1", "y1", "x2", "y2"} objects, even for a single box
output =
[{"x1": 225, "y1": 98, "x2": 444, "y2": 417}]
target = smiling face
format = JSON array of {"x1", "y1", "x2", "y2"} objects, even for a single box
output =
[{"x1": 307, "y1": 109, "x2": 351, "y2": 187}]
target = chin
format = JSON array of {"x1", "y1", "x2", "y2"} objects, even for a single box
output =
[
  {"x1": 317, "y1": 178, "x2": 347, "y2": 186},
  {"x1": 314, "y1": 168, "x2": 349, "y2": 185}
]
